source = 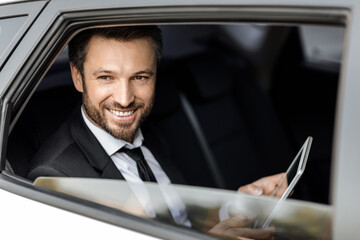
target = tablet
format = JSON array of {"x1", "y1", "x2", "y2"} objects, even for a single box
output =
[{"x1": 258, "y1": 136, "x2": 313, "y2": 228}]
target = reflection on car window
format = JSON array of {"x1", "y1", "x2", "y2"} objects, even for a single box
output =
[
  {"x1": 300, "y1": 25, "x2": 344, "y2": 66},
  {"x1": 34, "y1": 177, "x2": 332, "y2": 240}
]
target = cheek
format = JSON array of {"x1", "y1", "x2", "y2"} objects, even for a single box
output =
[
  {"x1": 139, "y1": 84, "x2": 155, "y2": 104},
  {"x1": 86, "y1": 84, "x2": 112, "y2": 106}
]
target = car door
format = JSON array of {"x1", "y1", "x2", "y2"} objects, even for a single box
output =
[{"x1": 1, "y1": 0, "x2": 360, "y2": 239}]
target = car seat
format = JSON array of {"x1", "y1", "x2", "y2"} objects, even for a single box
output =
[
  {"x1": 151, "y1": 51, "x2": 294, "y2": 190},
  {"x1": 7, "y1": 62, "x2": 81, "y2": 177}
]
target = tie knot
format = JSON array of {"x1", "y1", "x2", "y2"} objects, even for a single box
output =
[
  {"x1": 120, "y1": 147, "x2": 144, "y2": 162},
  {"x1": 119, "y1": 147, "x2": 157, "y2": 182}
]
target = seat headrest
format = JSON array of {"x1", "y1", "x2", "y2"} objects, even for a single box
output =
[{"x1": 150, "y1": 61, "x2": 181, "y2": 118}]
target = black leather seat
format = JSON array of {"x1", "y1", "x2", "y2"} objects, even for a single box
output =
[{"x1": 151, "y1": 52, "x2": 294, "y2": 190}]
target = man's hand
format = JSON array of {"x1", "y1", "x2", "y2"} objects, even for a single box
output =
[
  {"x1": 208, "y1": 174, "x2": 286, "y2": 239},
  {"x1": 237, "y1": 173, "x2": 287, "y2": 198},
  {"x1": 209, "y1": 215, "x2": 274, "y2": 240}
]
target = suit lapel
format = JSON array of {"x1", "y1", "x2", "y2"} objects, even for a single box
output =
[
  {"x1": 142, "y1": 123, "x2": 186, "y2": 185},
  {"x1": 70, "y1": 108, "x2": 125, "y2": 180},
  {"x1": 69, "y1": 108, "x2": 185, "y2": 183}
]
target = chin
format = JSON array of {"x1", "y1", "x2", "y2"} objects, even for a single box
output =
[
  {"x1": 108, "y1": 125, "x2": 138, "y2": 142},
  {"x1": 113, "y1": 132, "x2": 136, "y2": 142}
]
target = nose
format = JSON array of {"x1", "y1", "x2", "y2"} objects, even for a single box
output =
[{"x1": 113, "y1": 79, "x2": 134, "y2": 107}]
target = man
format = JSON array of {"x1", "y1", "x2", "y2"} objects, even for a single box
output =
[{"x1": 27, "y1": 26, "x2": 286, "y2": 239}]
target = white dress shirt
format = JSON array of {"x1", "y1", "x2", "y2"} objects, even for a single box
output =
[
  {"x1": 81, "y1": 107, "x2": 170, "y2": 184},
  {"x1": 81, "y1": 107, "x2": 190, "y2": 226}
]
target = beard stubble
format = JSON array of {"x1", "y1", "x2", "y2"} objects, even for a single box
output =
[{"x1": 82, "y1": 88, "x2": 154, "y2": 143}]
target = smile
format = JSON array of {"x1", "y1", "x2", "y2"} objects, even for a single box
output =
[{"x1": 109, "y1": 109, "x2": 134, "y2": 117}]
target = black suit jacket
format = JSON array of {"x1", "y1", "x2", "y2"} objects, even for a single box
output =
[{"x1": 27, "y1": 107, "x2": 186, "y2": 185}]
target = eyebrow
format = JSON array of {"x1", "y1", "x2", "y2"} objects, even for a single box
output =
[
  {"x1": 92, "y1": 69, "x2": 154, "y2": 76},
  {"x1": 134, "y1": 70, "x2": 154, "y2": 76},
  {"x1": 92, "y1": 69, "x2": 117, "y2": 76}
]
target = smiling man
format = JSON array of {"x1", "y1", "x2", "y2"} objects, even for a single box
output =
[
  {"x1": 27, "y1": 27, "x2": 172, "y2": 183},
  {"x1": 28, "y1": 25, "x2": 286, "y2": 194}
]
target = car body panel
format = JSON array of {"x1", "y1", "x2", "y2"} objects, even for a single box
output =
[
  {"x1": 1, "y1": 0, "x2": 360, "y2": 239},
  {"x1": 0, "y1": 187, "x2": 161, "y2": 240},
  {"x1": 331, "y1": 0, "x2": 360, "y2": 238}
]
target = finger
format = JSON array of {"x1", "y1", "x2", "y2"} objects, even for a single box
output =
[
  {"x1": 222, "y1": 215, "x2": 253, "y2": 228},
  {"x1": 253, "y1": 173, "x2": 287, "y2": 196},
  {"x1": 273, "y1": 176, "x2": 288, "y2": 197},
  {"x1": 253, "y1": 173, "x2": 286, "y2": 186},
  {"x1": 209, "y1": 215, "x2": 253, "y2": 235},
  {"x1": 238, "y1": 184, "x2": 264, "y2": 196}
]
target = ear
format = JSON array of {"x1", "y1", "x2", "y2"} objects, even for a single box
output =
[{"x1": 70, "y1": 62, "x2": 84, "y2": 93}]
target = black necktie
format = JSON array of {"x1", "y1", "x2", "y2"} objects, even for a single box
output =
[
  {"x1": 121, "y1": 147, "x2": 157, "y2": 182},
  {"x1": 121, "y1": 147, "x2": 185, "y2": 225}
]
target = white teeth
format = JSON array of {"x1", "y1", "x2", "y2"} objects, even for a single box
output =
[{"x1": 110, "y1": 110, "x2": 134, "y2": 117}]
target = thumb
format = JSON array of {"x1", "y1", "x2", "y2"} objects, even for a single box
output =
[{"x1": 238, "y1": 184, "x2": 264, "y2": 196}]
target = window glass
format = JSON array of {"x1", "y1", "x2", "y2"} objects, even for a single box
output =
[
  {"x1": 34, "y1": 177, "x2": 332, "y2": 240},
  {"x1": 0, "y1": 15, "x2": 28, "y2": 69},
  {"x1": 7, "y1": 23, "x2": 344, "y2": 239},
  {"x1": 300, "y1": 25, "x2": 344, "y2": 66},
  {"x1": 8, "y1": 23, "x2": 344, "y2": 202}
]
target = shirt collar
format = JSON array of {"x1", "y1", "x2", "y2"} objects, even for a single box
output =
[{"x1": 81, "y1": 106, "x2": 144, "y2": 156}]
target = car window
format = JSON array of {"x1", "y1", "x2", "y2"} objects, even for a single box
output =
[
  {"x1": 0, "y1": 1, "x2": 46, "y2": 72},
  {"x1": 10, "y1": 22, "x2": 340, "y2": 195},
  {"x1": 7, "y1": 23, "x2": 344, "y2": 202},
  {"x1": 0, "y1": 16, "x2": 28, "y2": 63},
  {"x1": 4, "y1": 20, "x2": 345, "y2": 240}
]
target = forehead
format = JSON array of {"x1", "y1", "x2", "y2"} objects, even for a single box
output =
[
  {"x1": 83, "y1": 35, "x2": 157, "y2": 73},
  {"x1": 85, "y1": 35, "x2": 156, "y2": 58}
]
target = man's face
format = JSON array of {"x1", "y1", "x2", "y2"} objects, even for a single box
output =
[{"x1": 70, "y1": 35, "x2": 157, "y2": 143}]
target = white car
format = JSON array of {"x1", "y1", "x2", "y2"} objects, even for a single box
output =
[{"x1": 1, "y1": 0, "x2": 359, "y2": 239}]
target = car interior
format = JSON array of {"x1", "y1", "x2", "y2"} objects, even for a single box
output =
[{"x1": 6, "y1": 24, "x2": 342, "y2": 205}]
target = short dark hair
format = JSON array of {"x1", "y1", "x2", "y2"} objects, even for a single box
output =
[{"x1": 68, "y1": 25, "x2": 162, "y2": 78}]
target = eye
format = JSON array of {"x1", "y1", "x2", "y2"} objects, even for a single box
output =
[
  {"x1": 134, "y1": 75, "x2": 149, "y2": 81},
  {"x1": 98, "y1": 75, "x2": 111, "y2": 80}
]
